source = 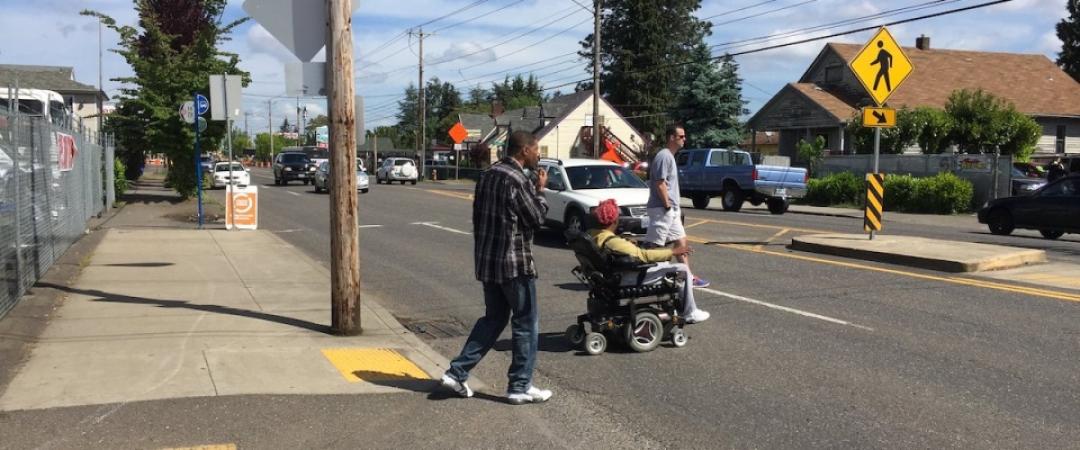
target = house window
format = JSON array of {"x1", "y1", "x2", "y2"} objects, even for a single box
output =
[
  {"x1": 825, "y1": 66, "x2": 843, "y2": 83},
  {"x1": 1057, "y1": 125, "x2": 1066, "y2": 154}
]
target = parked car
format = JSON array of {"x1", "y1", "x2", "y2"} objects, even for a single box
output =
[
  {"x1": 211, "y1": 161, "x2": 250, "y2": 189},
  {"x1": 538, "y1": 158, "x2": 650, "y2": 234},
  {"x1": 273, "y1": 151, "x2": 317, "y2": 185},
  {"x1": 978, "y1": 174, "x2": 1080, "y2": 239},
  {"x1": 675, "y1": 148, "x2": 807, "y2": 214},
  {"x1": 376, "y1": 157, "x2": 418, "y2": 185},
  {"x1": 1010, "y1": 165, "x2": 1046, "y2": 196},
  {"x1": 313, "y1": 160, "x2": 369, "y2": 194},
  {"x1": 199, "y1": 154, "x2": 215, "y2": 174}
]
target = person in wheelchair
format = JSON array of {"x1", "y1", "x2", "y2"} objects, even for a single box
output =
[{"x1": 587, "y1": 199, "x2": 711, "y2": 323}]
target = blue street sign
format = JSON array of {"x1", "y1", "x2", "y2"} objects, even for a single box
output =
[{"x1": 195, "y1": 94, "x2": 210, "y2": 116}]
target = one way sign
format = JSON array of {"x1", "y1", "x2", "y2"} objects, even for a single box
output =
[{"x1": 861, "y1": 107, "x2": 896, "y2": 128}]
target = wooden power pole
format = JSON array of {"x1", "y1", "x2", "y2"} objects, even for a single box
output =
[
  {"x1": 328, "y1": 0, "x2": 361, "y2": 335},
  {"x1": 592, "y1": 0, "x2": 602, "y2": 159}
]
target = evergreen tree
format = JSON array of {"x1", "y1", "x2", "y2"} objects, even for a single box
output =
[
  {"x1": 1057, "y1": 0, "x2": 1080, "y2": 82},
  {"x1": 279, "y1": 117, "x2": 292, "y2": 133},
  {"x1": 83, "y1": 0, "x2": 248, "y2": 198},
  {"x1": 580, "y1": 0, "x2": 710, "y2": 135},
  {"x1": 395, "y1": 84, "x2": 420, "y2": 149},
  {"x1": 674, "y1": 48, "x2": 746, "y2": 148}
]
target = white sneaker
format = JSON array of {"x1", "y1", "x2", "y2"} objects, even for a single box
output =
[
  {"x1": 684, "y1": 309, "x2": 711, "y2": 324},
  {"x1": 507, "y1": 385, "x2": 552, "y2": 405},
  {"x1": 440, "y1": 374, "x2": 473, "y2": 398}
]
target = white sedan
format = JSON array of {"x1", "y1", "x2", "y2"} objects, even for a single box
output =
[
  {"x1": 538, "y1": 158, "x2": 650, "y2": 234},
  {"x1": 211, "y1": 161, "x2": 250, "y2": 189}
]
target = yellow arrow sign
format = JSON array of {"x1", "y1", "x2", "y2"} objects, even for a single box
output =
[
  {"x1": 861, "y1": 107, "x2": 896, "y2": 128},
  {"x1": 849, "y1": 27, "x2": 913, "y2": 106}
]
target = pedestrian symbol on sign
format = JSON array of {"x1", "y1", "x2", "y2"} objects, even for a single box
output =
[{"x1": 870, "y1": 41, "x2": 893, "y2": 92}]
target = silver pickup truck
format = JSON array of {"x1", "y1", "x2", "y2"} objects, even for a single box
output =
[{"x1": 676, "y1": 148, "x2": 808, "y2": 215}]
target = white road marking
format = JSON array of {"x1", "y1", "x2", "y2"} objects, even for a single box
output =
[
  {"x1": 411, "y1": 221, "x2": 471, "y2": 235},
  {"x1": 287, "y1": 191, "x2": 301, "y2": 197},
  {"x1": 359, "y1": 225, "x2": 384, "y2": 229},
  {"x1": 698, "y1": 287, "x2": 874, "y2": 331}
]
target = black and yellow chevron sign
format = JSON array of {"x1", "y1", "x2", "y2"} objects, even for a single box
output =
[{"x1": 864, "y1": 173, "x2": 885, "y2": 232}]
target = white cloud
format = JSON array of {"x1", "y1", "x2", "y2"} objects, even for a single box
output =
[{"x1": 434, "y1": 42, "x2": 498, "y2": 64}]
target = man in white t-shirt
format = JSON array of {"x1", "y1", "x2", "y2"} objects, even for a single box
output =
[{"x1": 643, "y1": 125, "x2": 710, "y2": 323}]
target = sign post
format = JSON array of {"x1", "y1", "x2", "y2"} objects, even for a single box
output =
[
  {"x1": 184, "y1": 93, "x2": 210, "y2": 228},
  {"x1": 849, "y1": 27, "x2": 913, "y2": 239}
]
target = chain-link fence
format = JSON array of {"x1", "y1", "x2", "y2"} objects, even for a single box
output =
[{"x1": 0, "y1": 110, "x2": 114, "y2": 318}]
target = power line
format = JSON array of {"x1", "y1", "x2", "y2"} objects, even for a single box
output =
[
  {"x1": 542, "y1": 0, "x2": 1014, "y2": 91},
  {"x1": 701, "y1": 0, "x2": 779, "y2": 21},
  {"x1": 358, "y1": 5, "x2": 583, "y2": 80},
  {"x1": 710, "y1": 0, "x2": 961, "y2": 52},
  {"x1": 712, "y1": 0, "x2": 818, "y2": 27},
  {"x1": 414, "y1": 0, "x2": 492, "y2": 29},
  {"x1": 431, "y1": 0, "x2": 527, "y2": 33}
]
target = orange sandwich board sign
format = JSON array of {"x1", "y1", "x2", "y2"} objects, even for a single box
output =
[
  {"x1": 448, "y1": 122, "x2": 468, "y2": 145},
  {"x1": 849, "y1": 27, "x2": 913, "y2": 106},
  {"x1": 226, "y1": 185, "x2": 258, "y2": 230}
]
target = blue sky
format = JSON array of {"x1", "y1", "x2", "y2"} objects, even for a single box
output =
[{"x1": 0, "y1": 0, "x2": 1068, "y2": 133}]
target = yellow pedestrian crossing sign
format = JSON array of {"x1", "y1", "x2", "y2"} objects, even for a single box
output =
[{"x1": 849, "y1": 27, "x2": 913, "y2": 106}]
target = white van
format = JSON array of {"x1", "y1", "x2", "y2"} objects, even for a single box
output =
[{"x1": 0, "y1": 88, "x2": 72, "y2": 128}]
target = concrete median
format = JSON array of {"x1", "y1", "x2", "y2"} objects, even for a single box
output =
[{"x1": 789, "y1": 233, "x2": 1047, "y2": 273}]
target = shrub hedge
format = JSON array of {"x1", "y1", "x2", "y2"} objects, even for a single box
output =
[{"x1": 802, "y1": 171, "x2": 974, "y2": 214}]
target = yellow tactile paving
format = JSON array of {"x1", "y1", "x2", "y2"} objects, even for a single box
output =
[
  {"x1": 320, "y1": 348, "x2": 430, "y2": 383},
  {"x1": 162, "y1": 444, "x2": 236, "y2": 450}
]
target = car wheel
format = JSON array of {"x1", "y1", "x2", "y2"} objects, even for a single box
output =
[
  {"x1": 987, "y1": 209, "x2": 1014, "y2": 235},
  {"x1": 411, "y1": 180, "x2": 417, "y2": 185},
  {"x1": 313, "y1": 183, "x2": 321, "y2": 193},
  {"x1": 1040, "y1": 229, "x2": 1065, "y2": 240},
  {"x1": 767, "y1": 198, "x2": 789, "y2": 215},
  {"x1": 274, "y1": 174, "x2": 280, "y2": 185},
  {"x1": 400, "y1": 180, "x2": 406, "y2": 185},
  {"x1": 625, "y1": 311, "x2": 663, "y2": 353},
  {"x1": 565, "y1": 208, "x2": 587, "y2": 234},
  {"x1": 361, "y1": 188, "x2": 369, "y2": 194},
  {"x1": 691, "y1": 194, "x2": 710, "y2": 209},
  {"x1": 721, "y1": 189, "x2": 744, "y2": 212}
]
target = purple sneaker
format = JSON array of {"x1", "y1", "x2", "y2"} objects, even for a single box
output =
[{"x1": 692, "y1": 277, "x2": 710, "y2": 288}]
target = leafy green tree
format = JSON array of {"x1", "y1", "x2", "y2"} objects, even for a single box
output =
[
  {"x1": 304, "y1": 114, "x2": 329, "y2": 144},
  {"x1": 230, "y1": 129, "x2": 252, "y2": 154},
  {"x1": 103, "y1": 100, "x2": 152, "y2": 180},
  {"x1": 254, "y1": 132, "x2": 296, "y2": 161},
  {"x1": 83, "y1": 0, "x2": 248, "y2": 198},
  {"x1": 581, "y1": 0, "x2": 711, "y2": 135},
  {"x1": 907, "y1": 107, "x2": 953, "y2": 154},
  {"x1": 1057, "y1": 0, "x2": 1080, "y2": 82},
  {"x1": 674, "y1": 48, "x2": 746, "y2": 148},
  {"x1": 797, "y1": 136, "x2": 826, "y2": 177},
  {"x1": 945, "y1": 89, "x2": 1038, "y2": 157},
  {"x1": 845, "y1": 108, "x2": 920, "y2": 154}
]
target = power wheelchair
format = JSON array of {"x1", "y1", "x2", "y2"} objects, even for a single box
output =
[{"x1": 563, "y1": 230, "x2": 689, "y2": 355}]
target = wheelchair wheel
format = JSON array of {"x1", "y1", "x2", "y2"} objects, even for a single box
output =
[
  {"x1": 670, "y1": 328, "x2": 688, "y2": 348},
  {"x1": 565, "y1": 324, "x2": 585, "y2": 347},
  {"x1": 584, "y1": 332, "x2": 607, "y2": 355},
  {"x1": 625, "y1": 311, "x2": 663, "y2": 353}
]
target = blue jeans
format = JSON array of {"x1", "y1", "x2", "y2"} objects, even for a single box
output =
[{"x1": 447, "y1": 276, "x2": 539, "y2": 394}]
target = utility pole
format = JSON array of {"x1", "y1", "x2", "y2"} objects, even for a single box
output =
[
  {"x1": 244, "y1": 111, "x2": 251, "y2": 137},
  {"x1": 410, "y1": 28, "x2": 432, "y2": 179},
  {"x1": 328, "y1": 0, "x2": 361, "y2": 335},
  {"x1": 97, "y1": 20, "x2": 104, "y2": 145},
  {"x1": 268, "y1": 100, "x2": 274, "y2": 163},
  {"x1": 592, "y1": 0, "x2": 602, "y2": 159}
]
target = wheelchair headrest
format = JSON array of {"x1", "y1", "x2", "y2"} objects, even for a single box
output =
[{"x1": 564, "y1": 229, "x2": 609, "y2": 273}]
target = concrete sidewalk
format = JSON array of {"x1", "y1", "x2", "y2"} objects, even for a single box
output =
[
  {"x1": 790, "y1": 233, "x2": 1047, "y2": 273},
  {"x1": 0, "y1": 224, "x2": 456, "y2": 412}
]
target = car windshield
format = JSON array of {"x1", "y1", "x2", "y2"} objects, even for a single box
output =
[
  {"x1": 393, "y1": 159, "x2": 412, "y2": 166},
  {"x1": 215, "y1": 164, "x2": 244, "y2": 172},
  {"x1": 307, "y1": 149, "x2": 330, "y2": 160},
  {"x1": 200, "y1": 156, "x2": 213, "y2": 163},
  {"x1": 281, "y1": 153, "x2": 309, "y2": 163},
  {"x1": 355, "y1": 161, "x2": 365, "y2": 172},
  {"x1": 566, "y1": 165, "x2": 647, "y2": 190}
]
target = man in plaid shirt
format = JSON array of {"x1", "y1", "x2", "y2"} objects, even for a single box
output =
[{"x1": 441, "y1": 130, "x2": 553, "y2": 405}]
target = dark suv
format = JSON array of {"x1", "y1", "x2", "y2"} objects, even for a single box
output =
[{"x1": 273, "y1": 151, "x2": 317, "y2": 185}]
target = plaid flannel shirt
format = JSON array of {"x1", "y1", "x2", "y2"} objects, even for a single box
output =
[{"x1": 473, "y1": 157, "x2": 549, "y2": 283}]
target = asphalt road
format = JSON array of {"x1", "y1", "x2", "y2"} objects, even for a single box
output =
[{"x1": 231, "y1": 168, "x2": 1080, "y2": 449}]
